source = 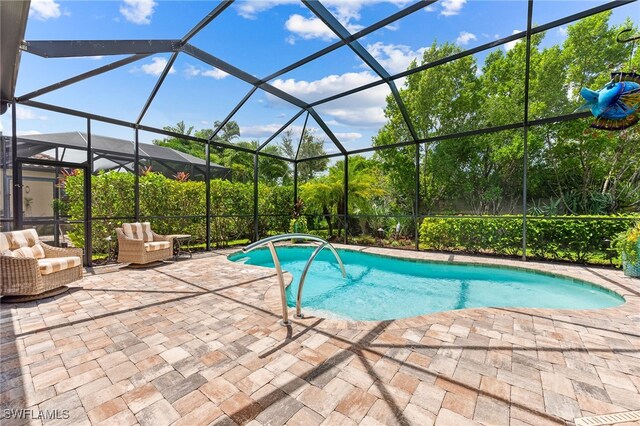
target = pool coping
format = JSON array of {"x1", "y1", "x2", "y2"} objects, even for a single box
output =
[{"x1": 226, "y1": 243, "x2": 640, "y2": 331}]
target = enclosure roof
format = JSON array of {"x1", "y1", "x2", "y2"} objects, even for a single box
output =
[
  {"x1": 0, "y1": 0, "x2": 29, "y2": 114},
  {"x1": 3, "y1": 0, "x2": 637, "y2": 161}
]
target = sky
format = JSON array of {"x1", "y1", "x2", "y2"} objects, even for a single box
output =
[{"x1": 3, "y1": 0, "x2": 638, "y2": 156}]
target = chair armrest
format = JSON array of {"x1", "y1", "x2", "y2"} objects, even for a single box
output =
[
  {"x1": 41, "y1": 242, "x2": 83, "y2": 259},
  {"x1": 1, "y1": 256, "x2": 40, "y2": 292},
  {"x1": 152, "y1": 232, "x2": 174, "y2": 243}
]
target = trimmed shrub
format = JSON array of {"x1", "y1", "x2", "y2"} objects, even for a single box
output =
[
  {"x1": 419, "y1": 216, "x2": 638, "y2": 264},
  {"x1": 63, "y1": 171, "x2": 293, "y2": 252}
]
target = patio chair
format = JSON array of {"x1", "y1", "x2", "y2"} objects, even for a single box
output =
[
  {"x1": 116, "y1": 222, "x2": 173, "y2": 266},
  {"x1": 0, "y1": 229, "x2": 83, "y2": 302}
]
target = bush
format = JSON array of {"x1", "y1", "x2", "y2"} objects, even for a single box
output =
[
  {"x1": 63, "y1": 171, "x2": 293, "y2": 252},
  {"x1": 289, "y1": 218, "x2": 308, "y2": 234},
  {"x1": 419, "y1": 216, "x2": 638, "y2": 264},
  {"x1": 612, "y1": 222, "x2": 640, "y2": 267},
  {"x1": 258, "y1": 185, "x2": 294, "y2": 237}
]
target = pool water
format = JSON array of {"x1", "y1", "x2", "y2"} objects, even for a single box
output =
[{"x1": 229, "y1": 247, "x2": 624, "y2": 321}]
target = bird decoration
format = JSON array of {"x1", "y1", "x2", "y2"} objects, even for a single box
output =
[
  {"x1": 575, "y1": 28, "x2": 640, "y2": 131},
  {"x1": 576, "y1": 72, "x2": 640, "y2": 130}
]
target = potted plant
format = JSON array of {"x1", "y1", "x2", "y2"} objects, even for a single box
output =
[{"x1": 613, "y1": 222, "x2": 640, "y2": 277}]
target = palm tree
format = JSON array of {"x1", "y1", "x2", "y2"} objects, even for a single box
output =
[{"x1": 300, "y1": 156, "x2": 388, "y2": 237}]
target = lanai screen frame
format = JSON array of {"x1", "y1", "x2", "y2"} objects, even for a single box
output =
[{"x1": 2, "y1": 0, "x2": 637, "y2": 265}]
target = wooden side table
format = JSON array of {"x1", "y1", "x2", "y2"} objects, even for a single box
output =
[{"x1": 167, "y1": 234, "x2": 192, "y2": 260}]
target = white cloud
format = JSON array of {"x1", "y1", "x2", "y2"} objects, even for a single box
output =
[
  {"x1": 285, "y1": 14, "x2": 336, "y2": 41},
  {"x1": 285, "y1": 35, "x2": 296, "y2": 45},
  {"x1": 456, "y1": 31, "x2": 477, "y2": 46},
  {"x1": 202, "y1": 69, "x2": 229, "y2": 79},
  {"x1": 504, "y1": 30, "x2": 523, "y2": 51},
  {"x1": 236, "y1": 0, "x2": 298, "y2": 19},
  {"x1": 120, "y1": 0, "x2": 157, "y2": 25},
  {"x1": 272, "y1": 71, "x2": 390, "y2": 127},
  {"x1": 323, "y1": 0, "x2": 408, "y2": 22},
  {"x1": 321, "y1": 105, "x2": 387, "y2": 127},
  {"x1": 16, "y1": 106, "x2": 48, "y2": 121},
  {"x1": 237, "y1": 0, "x2": 408, "y2": 21},
  {"x1": 135, "y1": 57, "x2": 175, "y2": 76},
  {"x1": 242, "y1": 124, "x2": 324, "y2": 140},
  {"x1": 284, "y1": 13, "x2": 364, "y2": 42},
  {"x1": 184, "y1": 64, "x2": 200, "y2": 78},
  {"x1": 367, "y1": 42, "x2": 425, "y2": 74},
  {"x1": 241, "y1": 124, "x2": 291, "y2": 138},
  {"x1": 29, "y1": 0, "x2": 62, "y2": 21},
  {"x1": 273, "y1": 71, "x2": 378, "y2": 103},
  {"x1": 558, "y1": 26, "x2": 568, "y2": 37},
  {"x1": 424, "y1": 4, "x2": 436, "y2": 12},
  {"x1": 239, "y1": 0, "x2": 407, "y2": 43},
  {"x1": 440, "y1": 0, "x2": 466, "y2": 16},
  {"x1": 184, "y1": 64, "x2": 228, "y2": 80},
  {"x1": 334, "y1": 132, "x2": 363, "y2": 141}
]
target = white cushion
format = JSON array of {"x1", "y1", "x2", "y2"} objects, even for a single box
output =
[
  {"x1": 1, "y1": 229, "x2": 39, "y2": 250},
  {"x1": 38, "y1": 256, "x2": 82, "y2": 275},
  {"x1": 144, "y1": 241, "x2": 170, "y2": 252},
  {"x1": 12, "y1": 244, "x2": 46, "y2": 259},
  {"x1": 0, "y1": 233, "x2": 9, "y2": 252},
  {"x1": 123, "y1": 222, "x2": 154, "y2": 242}
]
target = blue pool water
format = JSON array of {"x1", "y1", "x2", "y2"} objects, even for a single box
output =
[{"x1": 228, "y1": 247, "x2": 624, "y2": 321}]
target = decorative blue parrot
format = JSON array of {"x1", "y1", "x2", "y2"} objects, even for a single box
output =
[{"x1": 576, "y1": 72, "x2": 640, "y2": 130}]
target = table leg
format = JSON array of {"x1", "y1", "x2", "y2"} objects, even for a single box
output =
[
  {"x1": 173, "y1": 237, "x2": 192, "y2": 260},
  {"x1": 182, "y1": 237, "x2": 192, "y2": 259},
  {"x1": 173, "y1": 238, "x2": 180, "y2": 260}
]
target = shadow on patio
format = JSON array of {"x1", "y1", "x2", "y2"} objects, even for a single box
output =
[{"x1": 1, "y1": 254, "x2": 638, "y2": 425}]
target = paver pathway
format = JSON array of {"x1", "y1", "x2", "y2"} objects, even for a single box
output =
[{"x1": 1, "y1": 246, "x2": 639, "y2": 425}]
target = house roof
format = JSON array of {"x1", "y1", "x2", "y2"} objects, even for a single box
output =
[{"x1": 5, "y1": 131, "x2": 229, "y2": 177}]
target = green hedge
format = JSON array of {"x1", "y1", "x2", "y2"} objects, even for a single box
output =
[
  {"x1": 64, "y1": 171, "x2": 292, "y2": 252},
  {"x1": 419, "y1": 216, "x2": 638, "y2": 263}
]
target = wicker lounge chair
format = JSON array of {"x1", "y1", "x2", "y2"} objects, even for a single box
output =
[
  {"x1": 116, "y1": 222, "x2": 173, "y2": 265},
  {"x1": 0, "y1": 229, "x2": 83, "y2": 302}
]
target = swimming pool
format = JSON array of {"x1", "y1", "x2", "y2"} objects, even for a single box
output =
[{"x1": 229, "y1": 246, "x2": 624, "y2": 321}]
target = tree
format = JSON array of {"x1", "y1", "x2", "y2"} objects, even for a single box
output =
[
  {"x1": 153, "y1": 121, "x2": 206, "y2": 159},
  {"x1": 220, "y1": 140, "x2": 291, "y2": 185},
  {"x1": 153, "y1": 120, "x2": 292, "y2": 184},
  {"x1": 372, "y1": 12, "x2": 640, "y2": 216},
  {"x1": 529, "y1": 13, "x2": 640, "y2": 214},
  {"x1": 279, "y1": 128, "x2": 329, "y2": 183},
  {"x1": 300, "y1": 156, "x2": 387, "y2": 237},
  {"x1": 374, "y1": 42, "x2": 480, "y2": 214}
]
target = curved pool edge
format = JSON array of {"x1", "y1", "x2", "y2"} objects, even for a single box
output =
[{"x1": 225, "y1": 244, "x2": 635, "y2": 331}]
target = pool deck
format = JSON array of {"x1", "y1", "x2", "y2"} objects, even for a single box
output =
[{"x1": 1, "y1": 245, "x2": 639, "y2": 425}]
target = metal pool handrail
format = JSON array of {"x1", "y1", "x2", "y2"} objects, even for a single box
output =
[{"x1": 242, "y1": 234, "x2": 346, "y2": 325}]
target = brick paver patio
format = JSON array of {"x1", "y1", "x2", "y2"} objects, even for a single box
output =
[{"x1": 1, "y1": 246, "x2": 639, "y2": 425}]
